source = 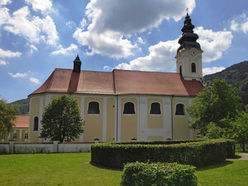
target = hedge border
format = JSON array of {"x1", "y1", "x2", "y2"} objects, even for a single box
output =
[
  {"x1": 91, "y1": 139, "x2": 235, "y2": 169},
  {"x1": 121, "y1": 162, "x2": 197, "y2": 186}
]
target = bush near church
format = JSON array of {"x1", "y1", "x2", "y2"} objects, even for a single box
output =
[
  {"x1": 91, "y1": 139, "x2": 235, "y2": 169},
  {"x1": 121, "y1": 162, "x2": 197, "y2": 186},
  {"x1": 40, "y1": 95, "x2": 84, "y2": 142}
]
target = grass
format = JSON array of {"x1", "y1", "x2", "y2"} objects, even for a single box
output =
[
  {"x1": 0, "y1": 153, "x2": 248, "y2": 186},
  {"x1": 196, "y1": 161, "x2": 248, "y2": 186}
]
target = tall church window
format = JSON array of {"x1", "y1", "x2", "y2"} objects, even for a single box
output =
[
  {"x1": 123, "y1": 102, "x2": 135, "y2": 114},
  {"x1": 88, "y1": 101, "x2": 100, "y2": 114},
  {"x1": 176, "y1": 104, "x2": 185, "y2": 115},
  {"x1": 34, "y1": 116, "x2": 39, "y2": 131},
  {"x1": 150, "y1": 102, "x2": 161, "y2": 114},
  {"x1": 179, "y1": 66, "x2": 182, "y2": 75},
  {"x1": 191, "y1": 63, "x2": 196, "y2": 73}
]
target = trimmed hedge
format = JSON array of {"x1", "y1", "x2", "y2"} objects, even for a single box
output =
[
  {"x1": 121, "y1": 162, "x2": 197, "y2": 186},
  {"x1": 91, "y1": 139, "x2": 235, "y2": 169}
]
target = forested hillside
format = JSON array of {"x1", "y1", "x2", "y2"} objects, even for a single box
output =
[{"x1": 204, "y1": 61, "x2": 248, "y2": 106}]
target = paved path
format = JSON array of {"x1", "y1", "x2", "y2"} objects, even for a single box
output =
[
  {"x1": 238, "y1": 153, "x2": 248, "y2": 160},
  {"x1": 227, "y1": 153, "x2": 248, "y2": 160}
]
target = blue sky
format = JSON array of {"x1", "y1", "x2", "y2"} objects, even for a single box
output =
[{"x1": 0, "y1": 0, "x2": 248, "y2": 102}]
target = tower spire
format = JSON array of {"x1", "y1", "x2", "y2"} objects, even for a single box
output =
[
  {"x1": 176, "y1": 13, "x2": 203, "y2": 81},
  {"x1": 177, "y1": 13, "x2": 201, "y2": 53},
  {"x1": 73, "y1": 55, "x2": 82, "y2": 73}
]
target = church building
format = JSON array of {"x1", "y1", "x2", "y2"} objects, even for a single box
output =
[{"x1": 28, "y1": 14, "x2": 203, "y2": 143}]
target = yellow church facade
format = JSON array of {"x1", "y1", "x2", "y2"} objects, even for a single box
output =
[{"x1": 28, "y1": 14, "x2": 203, "y2": 143}]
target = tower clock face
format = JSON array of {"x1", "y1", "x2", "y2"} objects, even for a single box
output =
[{"x1": 190, "y1": 51, "x2": 196, "y2": 57}]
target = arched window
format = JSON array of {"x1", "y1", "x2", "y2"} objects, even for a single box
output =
[
  {"x1": 150, "y1": 102, "x2": 161, "y2": 114},
  {"x1": 191, "y1": 63, "x2": 196, "y2": 73},
  {"x1": 176, "y1": 104, "x2": 185, "y2": 115},
  {"x1": 179, "y1": 66, "x2": 182, "y2": 75},
  {"x1": 123, "y1": 102, "x2": 135, "y2": 114},
  {"x1": 88, "y1": 101, "x2": 100, "y2": 114},
  {"x1": 34, "y1": 116, "x2": 39, "y2": 131}
]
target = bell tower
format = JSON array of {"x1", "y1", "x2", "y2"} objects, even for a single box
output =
[{"x1": 176, "y1": 13, "x2": 203, "y2": 81}]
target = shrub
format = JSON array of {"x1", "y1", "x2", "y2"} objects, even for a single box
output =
[
  {"x1": 121, "y1": 162, "x2": 197, "y2": 186},
  {"x1": 91, "y1": 139, "x2": 235, "y2": 169}
]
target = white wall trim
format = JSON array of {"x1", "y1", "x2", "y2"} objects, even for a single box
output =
[
  {"x1": 139, "y1": 96, "x2": 147, "y2": 141},
  {"x1": 45, "y1": 94, "x2": 51, "y2": 106},
  {"x1": 80, "y1": 96, "x2": 85, "y2": 142},
  {"x1": 188, "y1": 98, "x2": 194, "y2": 139},
  {"x1": 163, "y1": 97, "x2": 172, "y2": 139},
  {"x1": 117, "y1": 96, "x2": 121, "y2": 141},
  {"x1": 102, "y1": 97, "x2": 107, "y2": 142}
]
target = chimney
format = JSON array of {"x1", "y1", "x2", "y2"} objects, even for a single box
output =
[{"x1": 73, "y1": 55, "x2": 81, "y2": 73}]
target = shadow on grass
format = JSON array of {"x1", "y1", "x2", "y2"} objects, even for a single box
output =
[
  {"x1": 90, "y1": 161, "x2": 122, "y2": 171},
  {"x1": 197, "y1": 160, "x2": 233, "y2": 172}
]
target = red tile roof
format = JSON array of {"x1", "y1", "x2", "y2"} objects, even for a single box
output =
[
  {"x1": 13, "y1": 115, "x2": 29, "y2": 128},
  {"x1": 30, "y1": 69, "x2": 203, "y2": 97}
]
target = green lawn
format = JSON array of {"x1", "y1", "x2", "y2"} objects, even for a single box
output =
[{"x1": 0, "y1": 153, "x2": 247, "y2": 186}]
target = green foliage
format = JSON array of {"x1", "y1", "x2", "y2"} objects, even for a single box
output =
[
  {"x1": 91, "y1": 139, "x2": 235, "y2": 169},
  {"x1": 188, "y1": 79, "x2": 241, "y2": 134},
  {"x1": 231, "y1": 111, "x2": 248, "y2": 152},
  {"x1": 121, "y1": 162, "x2": 197, "y2": 186},
  {"x1": 0, "y1": 99, "x2": 18, "y2": 138},
  {"x1": 205, "y1": 122, "x2": 224, "y2": 139},
  {"x1": 204, "y1": 61, "x2": 248, "y2": 107},
  {"x1": 40, "y1": 95, "x2": 84, "y2": 142}
]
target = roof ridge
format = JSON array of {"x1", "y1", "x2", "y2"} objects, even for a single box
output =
[{"x1": 113, "y1": 69, "x2": 179, "y2": 74}]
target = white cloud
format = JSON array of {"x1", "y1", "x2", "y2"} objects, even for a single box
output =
[
  {"x1": 103, "y1": 65, "x2": 113, "y2": 71},
  {"x1": 0, "y1": 7, "x2": 10, "y2": 26},
  {"x1": 74, "y1": 0, "x2": 195, "y2": 59},
  {"x1": 29, "y1": 77, "x2": 40, "y2": 84},
  {"x1": 230, "y1": 20, "x2": 239, "y2": 31},
  {"x1": 241, "y1": 22, "x2": 248, "y2": 34},
  {"x1": 29, "y1": 44, "x2": 38, "y2": 54},
  {"x1": 73, "y1": 29, "x2": 136, "y2": 59},
  {"x1": 116, "y1": 39, "x2": 178, "y2": 71},
  {"x1": 0, "y1": 60, "x2": 7, "y2": 65},
  {"x1": 0, "y1": 0, "x2": 12, "y2": 6},
  {"x1": 116, "y1": 26, "x2": 233, "y2": 71},
  {"x1": 66, "y1": 20, "x2": 76, "y2": 28},
  {"x1": 25, "y1": 0, "x2": 52, "y2": 13},
  {"x1": 203, "y1": 66, "x2": 225, "y2": 76},
  {"x1": 51, "y1": 44, "x2": 78, "y2": 56},
  {"x1": 137, "y1": 37, "x2": 145, "y2": 44},
  {"x1": 3, "y1": 6, "x2": 59, "y2": 45},
  {"x1": 33, "y1": 15, "x2": 59, "y2": 45},
  {"x1": 80, "y1": 18, "x2": 87, "y2": 30},
  {"x1": 195, "y1": 27, "x2": 233, "y2": 63},
  {"x1": 0, "y1": 48, "x2": 22, "y2": 58},
  {"x1": 8, "y1": 72, "x2": 27, "y2": 78},
  {"x1": 230, "y1": 13, "x2": 248, "y2": 34}
]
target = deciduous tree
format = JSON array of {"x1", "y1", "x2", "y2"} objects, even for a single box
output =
[
  {"x1": 187, "y1": 79, "x2": 241, "y2": 134},
  {"x1": 0, "y1": 100, "x2": 18, "y2": 138},
  {"x1": 40, "y1": 95, "x2": 84, "y2": 142},
  {"x1": 232, "y1": 111, "x2": 248, "y2": 152}
]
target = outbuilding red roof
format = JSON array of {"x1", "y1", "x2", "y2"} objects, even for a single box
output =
[
  {"x1": 14, "y1": 115, "x2": 29, "y2": 128},
  {"x1": 30, "y1": 68, "x2": 203, "y2": 97}
]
